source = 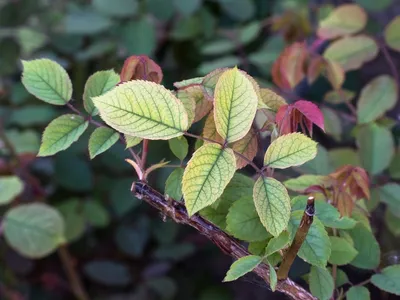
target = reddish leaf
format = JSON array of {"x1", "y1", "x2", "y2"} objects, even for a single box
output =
[
  {"x1": 272, "y1": 42, "x2": 308, "y2": 89},
  {"x1": 275, "y1": 100, "x2": 324, "y2": 136},
  {"x1": 120, "y1": 55, "x2": 163, "y2": 84},
  {"x1": 336, "y1": 190, "x2": 354, "y2": 217},
  {"x1": 330, "y1": 165, "x2": 370, "y2": 201}
]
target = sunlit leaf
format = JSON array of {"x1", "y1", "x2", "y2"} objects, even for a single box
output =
[
  {"x1": 259, "y1": 88, "x2": 287, "y2": 112},
  {"x1": 264, "y1": 133, "x2": 317, "y2": 169},
  {"x1": 182, "y1": 143, "x2": 236, "y2": 216},
  {"x1": 94, "y1": 81, "x2": 188, "y2": 140},
  {"x1": 284, "y1": 174, "x2": 328, "y2": 193},
  {"x1": 214, "y1": 68, "x2": 258, "y2": 143},
  {"x1": 384, "y1": 16, "x2": 400, "y2": 52},
  {"x1": 357, "y1": 75, "x2": 397, "y2": 124},
  {"x1": 89, "y1": 127, "x2": 119, "y2": 159},
  {"x1": 309, "y1": 266, "x2": 334, "y2": 300},
  {"x1": 125, "y1": 135, "x2": 142, "y2": 148},
  {"x1": 371, "y1": 265, "x2": 400, "y2": 295},
  {"x1": 324, "y1": 35, "x2": 378, "y2": 71},
  {"x1": 223, "y1": 255, "x2": 262, "y2": 282},
  {"x1": 4, "y1": 203, "x2": 65, "y2": 258},
  {"x1": 0, "y1": 176, "x2": 24, "y2": 205},
  {"x1": 83, "y1": 70, "x2": 119, "y2": 116},
  {"x1": 226, "y1": 196, "x2": 270, "y2": 242},
  {"x1": 38, "y1": 114, "x2": 88, "y2": 156},
  {"x1": 253, "y1": 176, "x2": 291, "y2": 236},
  {"x1": 318, "y1": 4, "x2": 367, "y2": 39},
  {"x1": 21, "y1": 59, "x2": 72, "y2": 105}
]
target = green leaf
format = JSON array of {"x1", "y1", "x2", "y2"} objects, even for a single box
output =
[
  {"x1": 385, "y1": 209, "x2": 400, "y2": 236},
  {"x1": 65, "y1": 10, "x2": 112, "y2": 35},
  {"x1": 322, "y1": 107, "x2": 342, "y2": 141},
  {"x1": 317, "y1": 4, "x2": 367, "y2": 40},
  {"x1": 174, "y1": 77, "x2": 204, "y2": 89},
  {"x1": 292, "y1": 196, "x2": 356, "y2": 230},
  {"x1": 389, "y1": 152, "x2": 400, "y2": 179},
  {"x1": 9, "y1": 106, "x2": 58, "y2": 127},
  {"x1": 83, "y1": 70, "x2": 119, "y2": 116},
  {"x1": 323, "y1": 35, "x2": 378, "y2": 71},
  {"x1": 125, "y1": 135, "x2": 142, "y2": 148},
  {"x1": 182, "y1": 143, "x2": 236, "y2": 216},
  {"x1": 329, "y1": 148, "x2": 361, "y2": 168},
  {"x1": 347, "y1": 286, "x2": 370, "y2": 300},
  {"x1": 385, "y1": 16, "x2": 400, "y2": 52},
  {"x1": 21, "y1": 59, "x2": 72, "y2": 105},
  {"x1": 89, "y1": 127, "x2": 119, "y2": 159},
  {"x1": 253, "y1": 176, "x2": 291, "y2": 236},
  {"x1": 309, "y1": 266, "x2": 334, "y2": 300},
  {"x1": 94, "y1": 81, "x2": 188, "y2": 140},
  {"x1": 0, "y1": 176, "x2": 24, "y2": 205},
  {"x1": 297, "y1": 145, "x2": 334, "y2": 175},
  {"x1": 84, "y1": 260, "x2": 131, "y2": 286},
  {"x1": 214, "y1": 67, "x2": 258, "y2": 143},
  {"x1": 55, "y1": 154, "x2": 93, "y2": 192},
  {"x1": 17, "y1": 27, "x2": 48, "y2": 56},
  {"x1": 378, "y1": 183, "x2": 400, "y2": 208},
  {"x1": 357, "y1": 75, "x2": 397, "y2": 124},
  {"x1": 83, "y1": 200, "x2": 110, "y2": 228},
  {"x1": 355, "y1": 0, "x2": 391, "y2": 11},
  {"x1": 93, "y1": 0, "x2": 138, "y2": 17},
  {"x1": 173, "y1": 0, "x2": 201, "y2": 16},
  {"x1": 226, "y1": 196, "x2": 270, "y2": 242},
  {"x1": 3, "y1": 203, "x2": 65, "y2": 258},
  {"x1": 223, "y1": 255, "x2": 262, "y2": 282},
  {"x1": 165, "y1": 168, "x2": 184, "y2": 201},
  {"x1": 219, "y1": 0, "x2": 254, "y2": 21},
  {"x1": 57, "y1": 199, "x2": 85, "y2": 242},
  {"x1": 268, "y1": 261, "x2": 278, "y2": 291},
  {"x1": 371, "y1": 265, "x2": 400, "y2": 295},
  {"x1": 288, "y1": 211, "x2": 331, "y2": 267},
  {"x1": 168, "y1": 136, "x2": 189, "y2": 161},
  {"x1": 264, "y1": 133, "x2": 317, "y2": 169},
  {"x1": 348, "y1": 223, "x2": 380, "y2": 269},
  {"x1": 121, "y1": 18, "x2": 156, "y2": 55},
  {"x1": 330, "y1": 268, "x2": 349, "y2": 287},
  {"x1": 284, "y1": 175, "x2": 328, "y2": 192},
  {"x1": 328, "y1": 236, "x2": 358, "y2": 265},
  {"x1": 38, "y1": 114, "x2": 88, "y2": 157},
  {"x1": 356, "y1": 123, "x2": 394, "y2": 175},
  {"x1": 265, "y1": 231, "x2": 290, "y2": 256}
]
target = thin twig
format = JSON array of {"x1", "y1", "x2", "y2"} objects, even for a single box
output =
[
  {"x1": 58, "y1": 244, "x2": 90, "y2": 300},
  {"x1": 184, "y1": 131, "x2": 262, "y2": 173},
  {"x1": 277, "y1": 196, "x2": 315, "y2": 280},
  {"x1": 132, "y1": 182, "x2": 316, "y2": 300},
  {"x1": 141, "y1": 139, "x2": 149, "y2": 169}
]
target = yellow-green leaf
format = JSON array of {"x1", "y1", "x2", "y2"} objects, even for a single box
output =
[
  {"x1": 182, "y1": 143, "x2": 236, "y2": 216},
  {"x1": 94, "y1": 81, "x2": 188, "y2": 140},
  {"x1": 223, "y1": 255, "x2": 262, "y2": 282},
  {"x1": 176, "y1": 89, "x2": 196, "y2": 125},
  {"x1": 318, "y1": 4, "x2": 367, "y2": 40},
  {"x1": 89, "y1": 127, "x2": 119, "y2": 159},
  {"x1": 125, "y1": 135, "x2": 142, "y2": 148},
  {"x1": 214, "y1": 68, "x2": 258, "y2": 143},
  {"x1": 323, "y1": 35, "x2": 378, "y2": 71},
  {"x1": 357, "y1": 75, "x2": 397, "y2": 124},
  {"x1": 0, "y1": 176, "x2": 24, "y2": 205},
  {"x1": 232, "y1": 129, "x2": 258, "y2": 169},
  {"x1": 253, "y1": 176, "x2": 291, "y2": 236},
  {"x1": 284, "y1": 174, "x2": 328, "y2": 192},
  {"x1": 83, "y1": 70, "x2": 120, "y2": 116},
  {"x1": 259, "y1": 88, "x2": 286, "y2": 112},
  {"x1": 21, "y1": 59, "x2": 72, "y2": 105},
  {"x1": 3, "y1": 203, "x2": 65, "y2": 258},
  {"x1": 38, "y1": 114, "x2": 88, "y2": 157},
  {"x1": 264, "y1": 133, "x2": 317, "y2": 169},
  {"x1": 384, "y1": 16, "x2": 400, "y2": 52}
]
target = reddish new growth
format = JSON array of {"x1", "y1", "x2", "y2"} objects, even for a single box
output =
[
  {"x1": 119, "y1": 55, "x2": 163, "y2": 84},
  {"x1": 275, "y1": 100, "x2": 325, "y2": 136},
  {"x1": 306, "y1": 165, "x2": 370, "y2": 216}
]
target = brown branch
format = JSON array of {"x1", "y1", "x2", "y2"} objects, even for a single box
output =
[
  {"x1": 58, "y1": 244, "x2": 90, "y2": 300},
  {"x1": 132, "y1": 182, "x2": 316, "y2": 300},
  {"x1": 277, "y1": 196, "x2": 315, "y2": 280}
]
